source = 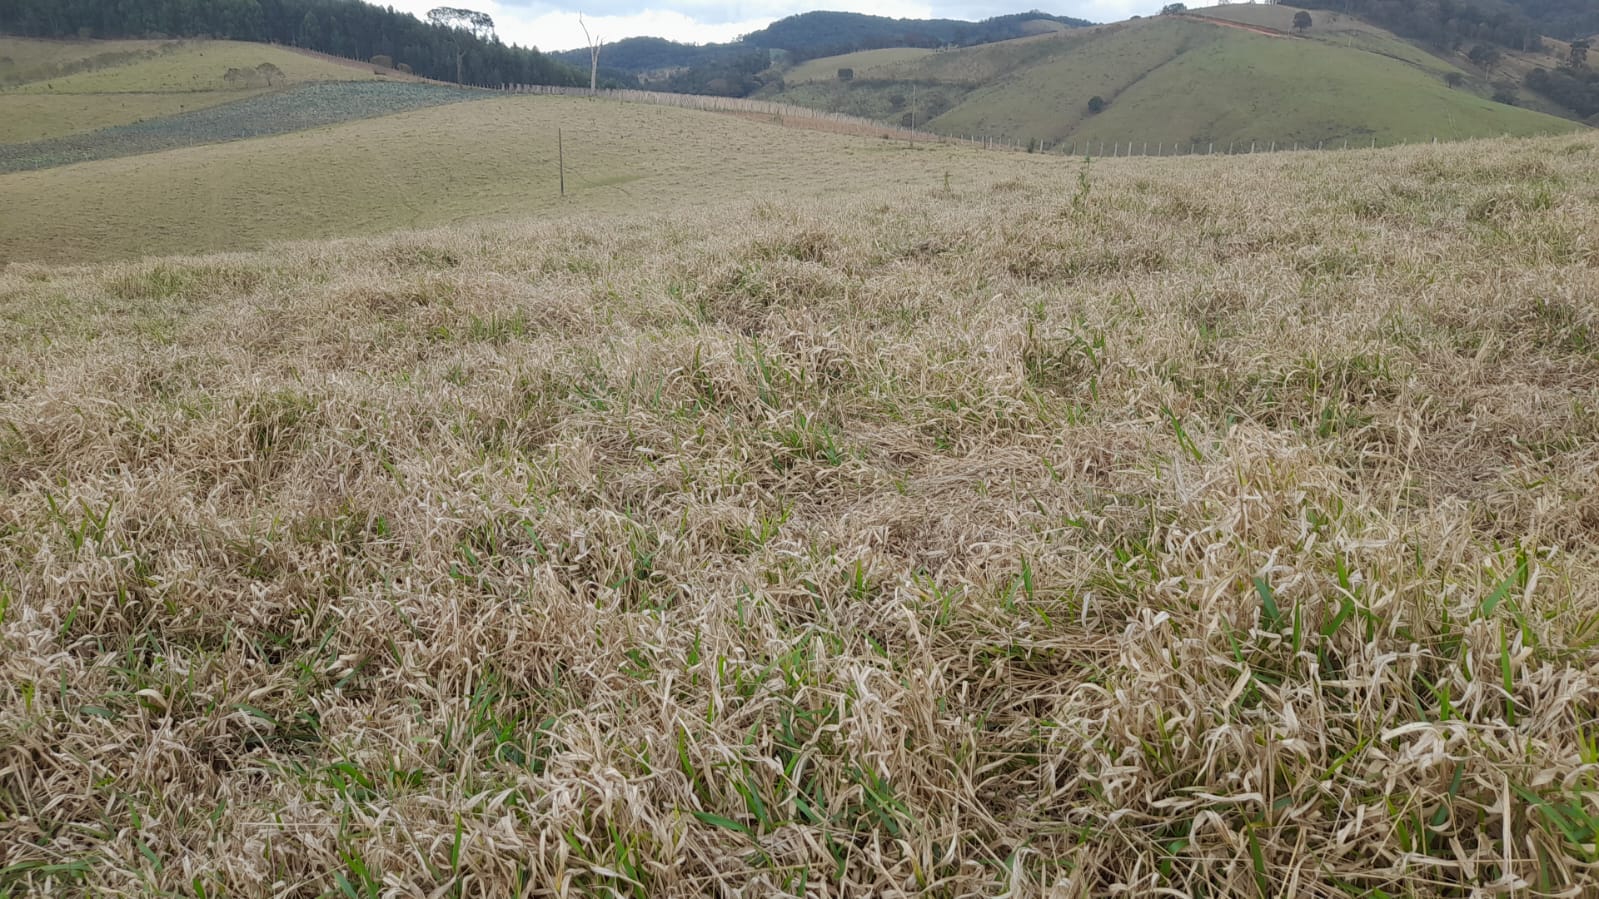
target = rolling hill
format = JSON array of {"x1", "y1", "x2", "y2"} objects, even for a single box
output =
[
  {"x1": 0, "y1": 93, "x2": 1012, "y2": 263},
  {"x1": 1194, "y1": 3, "x2": 1586, "y2": 118},
  {"x1": 0, "y1": 36, "x2": 493, "y2": 175},
  {"x1": 0, "y1": 37, "x2": 415, "y2": 145},
  {"x1": 761, "y1": 10, "x2": 1586, "y2": 148},
  {"x1": 784, "y1": 47, "x2": 936, "y2": 85},
  {"x1": 550, "y1": 10, "x2": 1091, "y2": 86}
]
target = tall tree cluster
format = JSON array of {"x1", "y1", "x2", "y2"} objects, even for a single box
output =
[{"x1": 0, "y1": 0, "x2": 581, "y2": 87}]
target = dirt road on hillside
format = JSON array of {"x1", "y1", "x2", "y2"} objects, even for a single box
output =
[{"x1": 1179, "y1": 14, "x2": 1295, "y2": 38}]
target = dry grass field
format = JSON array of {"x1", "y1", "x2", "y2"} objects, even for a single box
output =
[
  {"x1": 0, "y1": 96, "x2": 1004, "y2": 264},
  {"x1": 2, "y1": 129, "x2": 1598, "y2": 896}
]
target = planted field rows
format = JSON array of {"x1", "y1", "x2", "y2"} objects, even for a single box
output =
[{"x1": 0, "y1": 82, "x2": 489, "y2": 174}]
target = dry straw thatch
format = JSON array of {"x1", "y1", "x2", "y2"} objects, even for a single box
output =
[{"x1": 2, "y1": 133, "x2": 1597, "y2": 896}]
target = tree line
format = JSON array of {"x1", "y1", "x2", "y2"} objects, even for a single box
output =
[
  {"x1": 0, "y1": 0, "x2": 583, "y2": 87},
  {"x1": 738, "y1": 11, "x2": 1093, "y2": 63},
  {"x1": 552, "y1": 10, "x2": 1096, "y2": 81},
  {"x1": 1292, "y1": 0, "x2": 1546, "y2": 52}
]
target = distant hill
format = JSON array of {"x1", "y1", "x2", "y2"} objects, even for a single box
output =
[
  {"x1": 551, "y1": 36, "x2": 752, "y2": 78},
  {"x1": 740, "y1": 10, "x2": 1091, "y2": 59},
  {"x1": 761, "y1": 12, "x2": 1584, "y2": 148},
  {"x1": 551, "y1": 9, "x2": 1091, "y2": 86}
]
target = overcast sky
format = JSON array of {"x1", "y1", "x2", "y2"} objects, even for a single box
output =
[{"x1": 385, "y1": 0, "x2": 1162, "y2": 54}]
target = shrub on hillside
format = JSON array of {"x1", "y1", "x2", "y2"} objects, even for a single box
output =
[
  {"x1": 1468, "y1": 43, "x2": 1502, "y2": 72},
  {"x1": 837, "y1": 67, "x2": 854, "y2": 81},
  {"x1": 371, "y1": 54, "x2": 394, "y2": 69},
  {"x1": 1087, "y1": 95, "x2": 1106, "y2": 113}
]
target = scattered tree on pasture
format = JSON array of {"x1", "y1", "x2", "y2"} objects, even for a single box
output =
[
  {"x1": 838, "y1": 67, "x2": 854, "y2": 81},
  {"x1": 1467, "y1": 43, "x2": 1502, "y2": 73},
  {"x1": 1293, "y1": 11, "x2": 1313, "y2": 32}
]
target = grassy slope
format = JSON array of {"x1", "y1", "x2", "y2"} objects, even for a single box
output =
[
  {"x1": 767, "y1": 27, "x2": 1102, "y2": 121},
  {"x1": 0, "y1": 96, "x2": 991, "y2": 263},
  {"x1": 1064, "y1": 23, "x2": 1573, "y2": 147},
  {"x1": 767, "y1": 16, "x2": 1582, "y2": 146},
  {"x1": 1195, "y1": 5, "x2": 1428, "y2": 47},
  {"x1": 1196, "y1": 3, "x2": 1579, "y2": 115},
  {"x1": 0, "y1": 36, "x2": 172, "y2": 83},
  {"x1": 929, "y1": 19, "x2": 1219, "y2": 142},
  {"x1": 0, "y1": 92, "x2": 217, "y2": 143},
  {"x1": 0, "y1": 38, "x2": 393, "y2": 144},
  {"x1": 2, "y1": 130, "x2": 1598, "y2": 897},
  {"x1": 0, "y1": 82, "x2": 487, "y2": 175},
  {"x1": 785, "y1": 47, "x2": 934, "y2": 83},
  {"x1": 16, "y1": 40, "x2": 384, "y2": 92}
]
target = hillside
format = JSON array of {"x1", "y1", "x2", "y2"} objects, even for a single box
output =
[
  {"x1": 0, "y1": 94, "x2": 1002, "y2": 263},
  {"x1": 763, "y1": 14, "x2": 1584, "y2": 147},
  {"x1": 3, "y1": 125, "x2": 1598, "y2": 895},
  {"x1": 1504, "y1": 0, "x2": 1599, "y2": 39},
  {"x1": 1290, "y1": 0, "x2": 1588, "y2": 45},
  {"x1": 784, "y1": 47, "x2": 934, "y2": 84},
  {"x1": 550, "y1": 10, "x2": 1091, "y2": 86},
  {"x1": 1195, "y1": 4, "x2": 1584, "y2": 115},
  {"x1": 740, "y1": 10, "x2": 1090, "y2": 57},
  {"x1": 0, "y1": 37, "x2": 410, "y2": 145}
]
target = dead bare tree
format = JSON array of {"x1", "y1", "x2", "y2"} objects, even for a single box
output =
[{"x1": 579, "y1": 14, "x2": 602, "y2": 92}]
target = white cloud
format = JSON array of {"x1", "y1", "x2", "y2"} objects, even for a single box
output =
[{"x1": 384, "y1": 0, "x2": 1163, "y2": 55}]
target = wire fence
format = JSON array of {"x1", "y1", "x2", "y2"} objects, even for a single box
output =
[
  {"x1": 501, "y1": 83, "x2": 947, "y2": 145},
  {"x1": 498, "y1": 83, "x2": 1430, "y2": 157}
]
